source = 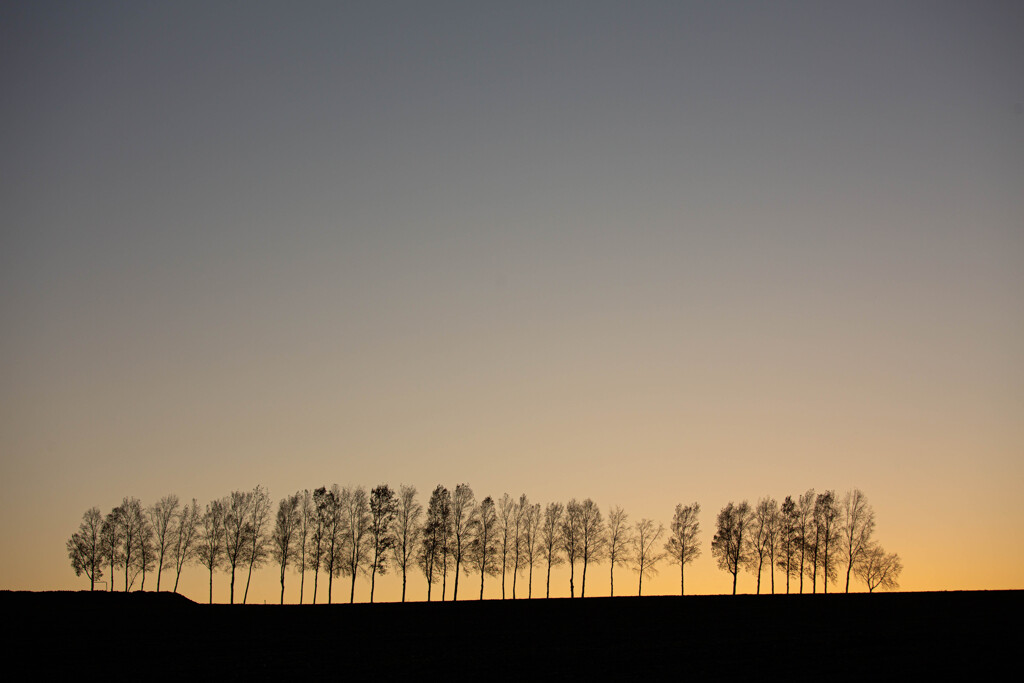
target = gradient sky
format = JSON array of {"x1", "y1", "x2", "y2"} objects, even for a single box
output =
[{"x1": 2, "y1": 1, "x2": 1022, "y2": 602}]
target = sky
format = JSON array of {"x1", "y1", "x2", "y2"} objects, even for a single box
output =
[{"x1": 1, "y1": 1, "x2": 1022, "y2": 602}]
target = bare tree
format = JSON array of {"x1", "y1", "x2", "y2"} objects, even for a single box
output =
[
  {"x1": 578, "y1": 498, "x2": 605, "y2": 598},
  {"x1": 745, "y1": 497, "x2": 774, "y2": 594},
  {"x1": 814, "y1": 490, "x2": 841, "y2": 593},
  {"x1": 118, "y1": 497, "x2": 148, "y2": 591},
  {"x1": 136, "y1": 514, "x2": 156, "y2": 590},
  {"x1": 196, "y1": 499, "x2": 226, "y2": 604},
  {"x1": 521, "y1": 501, "x2": 542, "y2": 598},
  {"x1": 297, "y1": 489, "x2": 314, "y2": 603},
  {"x1": 467, "y1": 495, "x2": 500, "y2": 599},
  {"x1": 632, "y1": 518, "x2": 665, "y2": 596},
  {"x1": 541, "y1": 502, "x2": 564, "y2": 598},
  {"x1": 796, "y1": 489, "x2": 815, "y2": 593},
  {"x1": 776, "y1": 496, "x2": 799, "y2": 594},
  {"x1": 271, "y1": 493, "x2": 301, "y2": 604},
  {"x1": 841, "y1": 488, "x2": 875, "y2": 593},
  {"x1": 560, "y1": 500, "x2": 582, "y2": 598},
  {"x1": 242, "y1": 485, "x2": 272, "y2": 604},
  {"x1": 606, "y1": 506, "x2": 632, "y2": 597},
  {"x1": 171, "y1": 498, "x2": 200, "y2": 593},
  {"x1": 100, "y1": 507, "x2": 123, "y2": 591},
  {"x1": 420, "y1": 485, "x2": 450, "y2": 601},
  {"x1": 147, "y1": 495, "x2": 179, "y2": 592},
  {"x1": 223, "y1": 489, "x2": 252, "y2": 604},
  {"x1": 711, "y1": 500, "x2": 752, "y2": 595},
  {"x1": 855, "y1": 544, "x2": 902, "y2": 592},
  {"x1": 391, "y1": 484, "x2": 422, "y2": 602},
  {"x1": 307, "y1": 486, "x2": 328, "y2": 604},
  {"x1": 664, "y1": 502, "x2": 701, "y2": 596},
  {"x1": 450, "y1": 483, "x2": 475, "y2": 601},
  {"x1": 511, "y1": 494, "x2": 528, "y2": 599},
  {"x1": 368, "y1": 484, "x2": 398, "y2": 603},
  {"x1": 342, "y1": 485, "x2": 371, "y2": 603},
  {"x1": 321, "y1": 485, "x2": 344, "y2": 603},
  {"x1": 67, "y1": 507, "x2": 104, "y2": 590},
  {"x1": 496, "y1": 493, "x2": 516, "y2": 599}
]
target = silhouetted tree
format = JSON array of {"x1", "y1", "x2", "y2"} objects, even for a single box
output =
[
  {"x1": 467, "y1": 495, "x2": 499, "y2": 599},
  {"x1": 321, "y1": 485, "x2": 344, "y2": 603},
  {"x1": 342, "y1": 485, "x2": 371, "y2": 603},
  {"x1": 271, "y1": 492, "x2": 301, "y2": 604},
  {"x1": 497, "y1": 493, "x2": 516, "y2": 599},
  {"x1": 391, "y1": 484, "x2": 422, "y2": 602},
  {"x1": 223, "y1": 490, "x2": 252, "y2": 604},
  {"x1": 606, "y1": 506, "x2": 631, "y2": 597},
  {"x1": 796, "y1": 489, "x2": 815, "y2": 593},
  {"x1": 100, "y1": 507, "x2": 123, "y2": 591},
  {"x1": 368, "y1": 484, "x2": 398, "y2": 603},
  {"x1": 745, "y1": 497, "x2": 774, "y2": 594},
  {"x1": 541, "y1": 502, "x2": 564, "y2": 598},
  {"x1": 308, "y1": 487, "x2": 328, "y2": 604},
  {"x1": 521, "y1": 501, "x2": 542, "y2": 598},
  {"x1": 511, "y1": 494, "x2": 528, "y2": 599},
  {"x1": 136, "y1": 512, "x2": 156, "y2": 590},
  {"x1": 67, "y1": 507, "x2": 104, "y2": 590},
  {"x1": 171, "y1": 498, "x2": 200, "y2": 593},
  {"x1": 196, "y1": 499, "x2": 226, "y2": 604},
  {"x1": 561, "y1": 500, "x2": 583, "y2": 597},
  {"x1": 242, "y1": 484, "x2": 272, "y2": 604},
  {"x1": 450, "y1": 483, "x2": 475, "y2": 600},
  {"x1": 118, "y1": 497, "x2": 148, "y2": 591},
  {"x1": 148, "y1": 495, "x2": 179, "y2": 592},
  {"x1": 632, "y1": 518, "x2": 665, "y2": 596},
  {"x1": 665, "y1": 502, "x2": 701, "y2": 596},
  {"x1": 578, "y1": 498, "x2": 605, "y2": 598},
  {"x1": 856, "y1": 544, "x2": 902, "y2": 592},
  {"x1": 776, "y1": 496, "x2": 799, "y2": 593},
  {"x1": 841, "y1": 488, "x2": 875, "y2": 593},
  {"x1": 420, "y1": 485, "x2": 449, "y2": 601},
  {"x1": 297, "y1": 489, "x2": 314, "y2": 603},
  {"x1": 711, "y1": 500, "x2": 752, "y2": 595},
  {"x1": 814, "y1": 490, "x2": 840, "y2": 593}
]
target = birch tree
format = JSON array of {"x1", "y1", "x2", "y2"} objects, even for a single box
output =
[
  {"x1": 841, "y1": 488, "x2": 875, "y2": 593},
  {"x1": 171, "y1": 498, "x2": 200, "y2": 593},
  {"x1": 606, "y1": 506, "x2": 631, "y2": 597},
  {"x1": 632, "y1": 518, "x2": 665, "y2": 596},
  {"x1": 67, "y1": 507, "x2": 104, "y2": 590},
  {"x1": 391, "y1": 484, "x2": 422, "y2": 603},
  {"x1": 450, "y1": 483, "x2": 475, "y2": 601},
  {"x1": 242, "y1": 485, "x2": 272, "y2": 604},
  {"x1": 664, "y1": 502, "x2": 701, "y2": 596},
  {"x1": 147, "y1": 495, "x2": 179, "y2": 592},
  {"x1": 368, "y1": 483, "x2": 398, "y2": 603},
  {"x1": 271, "y1": 492, "x2": 301, "y2": 604},
  {"x1": 541, "y1": 502, "x2": 564, "y2": 598}
]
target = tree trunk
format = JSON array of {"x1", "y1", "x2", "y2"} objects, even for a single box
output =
[
  {"x1": 312, "y1": 568, "x2": 319, "y2": 605},
  {"x1": 371, "y1": 564, "x2": 377, "y2": 603},
  {"x1": 229, "y1": 567, "x2": 235, "y2": 604},
  {"x1": 732, "y1": 569, "x2": 737, "y2": 595},
  {"x1": 280, "y1": 567, "x2": 286, "y2": 605},
  {"x1": 402, "y1": 570, "x2": 407, "y2": 602},
  {"x1": 480, "y1": 565, "x2": 485, "y2": 600},
  {"x1": 581, "y1": 560, "x2": 587, "y2": 598},
  {"x1": 680, "y1": 566, "x2": 684, "y2": 596},
  {"x1": 569, "y1": 562, "x2": 575, "y2": 598},
  {"x1": 350, "y1": 573, "x2": 356, "y2": 604},
  {"x1": 243, "y1": 560, "x2": 254, "y2": 604},
  {"x1": 610, "y1": 564, "x2": 615, "y2": 598},
  {"x1": 208, "y1": 568, "x2": 214, "y2": 604}
]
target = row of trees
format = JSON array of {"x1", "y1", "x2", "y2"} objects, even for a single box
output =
[
  {"x1": 68, "y1": 484, "x2": 901, "y2": 602},
  {"x1": 711, "y1": 489, "x2": 903, "y2": 595}
]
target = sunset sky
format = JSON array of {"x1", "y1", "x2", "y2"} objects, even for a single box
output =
[{"x1": 2, "y1": 1, "x2": 1022, "y2": 602}]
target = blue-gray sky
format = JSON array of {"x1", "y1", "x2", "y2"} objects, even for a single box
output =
[{"x1": 2, "y1": 1, "x2": 1022, "y2": 599}]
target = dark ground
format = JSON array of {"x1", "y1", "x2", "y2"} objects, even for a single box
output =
[{"x1": 4, "y1": 589, "x2": 1019, "y2": 680}]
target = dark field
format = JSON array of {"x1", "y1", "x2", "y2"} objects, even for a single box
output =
[{"x1": 5, "y1": 590, "x2": 1018, "y2": 679}]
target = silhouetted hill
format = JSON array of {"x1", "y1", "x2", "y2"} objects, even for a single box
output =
[{"x1": 4, "y1": 590, "x2": 1018, "y2": 679}]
